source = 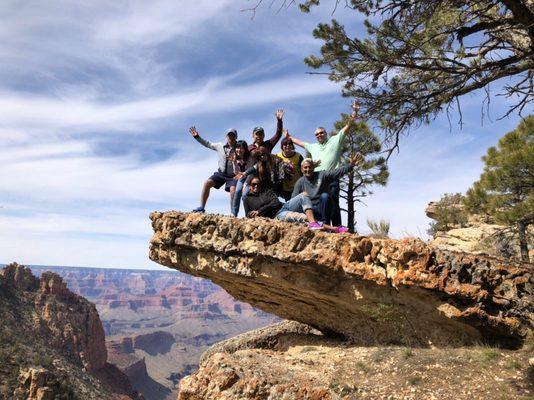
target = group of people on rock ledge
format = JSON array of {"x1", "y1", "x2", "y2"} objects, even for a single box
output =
[{"x1": 189, "y1": 103, "x2": 363, "y2": 233}]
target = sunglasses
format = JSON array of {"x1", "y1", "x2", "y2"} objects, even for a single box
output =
[
  {"x1": 250, "y1": 182, "x2": 260, "y2": 187},
  {"x1": 282, "y1": 143, "x2": 294, "y2": 147},
  {"x1": 315, "y1": 131, "x2": 326, "y2": 136}
]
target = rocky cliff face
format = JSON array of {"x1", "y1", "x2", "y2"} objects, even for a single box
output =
[
  {"x1": 30, "y1": 265, "x2": 273, "y2": 336},
  {"x1": 178, "y1": 321, "x2": 534, "y2": 400},
  {"x1": 30, "y1": 265, "x2": 278, "y2": 399},
  {"x1": 149, "y1": 212, "x2": 533, "y2": 349},
  {"x1": 425, "y1": 202, "x2": 534, "y2": 260},
  {"x1": 0, "y1": 263, "x2": 139, "y2": 399}
]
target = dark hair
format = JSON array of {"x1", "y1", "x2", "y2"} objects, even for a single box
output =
[
  {"x1": 256, "y1": 146, "x2": 273, "y2": 186},
  {"x1": 235, "y1": 140, "x2": 249, "y2": 162},
  {"x1": 280, "y1": 137, "x2": 294, "y2": 147}
]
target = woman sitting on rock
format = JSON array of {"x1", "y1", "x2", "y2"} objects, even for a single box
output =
[{"x1": 243, "y1": 177, "x2": 348, "y2": 233}]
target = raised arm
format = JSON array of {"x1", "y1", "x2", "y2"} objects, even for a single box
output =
[
  {"x1": 284, "y1": 129, "x2": 306, "y2": 148},
  {"x1": 324, "y1": 153, "x2": 364, "y2": 180},
  {"x1": 189, "y1": 126, "x2": 217, "y2": 150},
  {"x1": 267, "y1": 109, "x2": 284, "y2": 148},
  {"x1": 338, "y1": 101, "x2": 360, "y2": 136}
]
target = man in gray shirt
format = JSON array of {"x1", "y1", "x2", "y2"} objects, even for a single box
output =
[
  {"x1": 292, "y1": 153, "x2": 363, "y2": 223},
  {"x1": 189, "y1": 126, "x2": 237, "y2": 213}
]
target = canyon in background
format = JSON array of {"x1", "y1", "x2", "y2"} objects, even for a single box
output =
[{"x1": 28, "y1": 265, "x2": 279, "y2": 400}]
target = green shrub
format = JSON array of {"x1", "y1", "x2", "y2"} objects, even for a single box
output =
[{"x1": 428, "y1": 193, "x2": 468, "y2": 236}]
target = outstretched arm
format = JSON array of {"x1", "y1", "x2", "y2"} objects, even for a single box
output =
[
  {"x1": 325, "y1": 153, "x2": 364, "y2": 180},
  {"x1": 337, "y1": 101, "x2": 360, "y2": 136},
  {"x1": 284, "y1": 129, "x2": 306, "y2": 148},
  {"x1": 189, "y1": 126, "x2": 216, "y2": 150},
  {"x1": 234, "y1": 165, "x2": 258, "y2": 181}
]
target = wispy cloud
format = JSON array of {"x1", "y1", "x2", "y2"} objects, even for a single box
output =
[
  {"x1": 0, "y1": 74, "x2": 340, "y2": 141},
  {"x1": 0, "y1": 1, "x2": 526, "y2": 269}
]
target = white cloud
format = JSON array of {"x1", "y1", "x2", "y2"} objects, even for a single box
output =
[
  {"x1": 0, "y1": 74, "x2": 340, "y2": 141},
  {"x1": 94, "y1": 0, "x2": 235, "y2": 47},
  {"x1": 0, "y1": 0, "x2": 526, "y2": 270},
  {"x1": 0, "y1": 231, "x2": 161, "y2": 269}
]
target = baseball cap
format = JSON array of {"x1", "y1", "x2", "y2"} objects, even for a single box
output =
[
  {"x1": 226, "y1": 128, "x2": 238, "y2": 136},
  {"x1": 252, "y1": 126, "x2": 264, "y2": 135}
]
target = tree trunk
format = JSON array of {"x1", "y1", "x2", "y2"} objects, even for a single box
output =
[
  {"x1": 517, "y1": 220, "x2": 529, "y2": 262},
  {"x1": 347, "y1": 171, "x2": 355, "y2": 232}
]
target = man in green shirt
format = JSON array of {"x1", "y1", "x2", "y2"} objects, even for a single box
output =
[{"x1": 285, "y1": 102, "x2": 360, "y2": 225}]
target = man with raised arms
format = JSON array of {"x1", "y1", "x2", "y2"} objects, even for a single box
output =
[
  {"x1": 248, "y1": 109, "x2": 285, "y2": 156},
  {"x1": 189, "y1": 126, "x2": 237, "y2": 213},
  {"x1": 285, "y1": 102, "x2": 361, "y2": 225}
]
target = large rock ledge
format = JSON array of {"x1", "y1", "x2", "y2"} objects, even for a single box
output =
[
  {"x1": 149, "y1": 212, "x2": 533, "y2": 348},
  {"x1": 178, "y1": 321, "x2": 534, "y2": 400}
]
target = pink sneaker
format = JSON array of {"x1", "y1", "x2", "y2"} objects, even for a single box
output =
[
  {"x1": 308, "y1": 221, "x2": 323, "y2": 230},
  {"x1": 335, "y1": 226, "x2": 349, "y2": 234}
]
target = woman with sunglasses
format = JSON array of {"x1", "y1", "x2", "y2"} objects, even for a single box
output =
[
  {"x1": 276, "y1": 132, "x2": 304, "y2": 201},
  {"x1": 233, "y1": 146, "x2": 286, "y2": 214},
  {"x1": 244, "y1": 177, "x2": 348, "y2": 233}
]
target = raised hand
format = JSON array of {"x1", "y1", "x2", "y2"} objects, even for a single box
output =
[
  {"x1": 312, "y1": 159, "x2": 322, "y2": 168},
  {"x1": 283, "y1": 129, "x2": 290, "y2": 139},
  {"x1": 350, "y1": 152, "x2": 364, "y2": 166},
  {"x1": 189, "y1": 126, "x2": 199, "y2": 137},
  {"x1": 276, "y1": 109, "x2": 284, "y2": 120}
]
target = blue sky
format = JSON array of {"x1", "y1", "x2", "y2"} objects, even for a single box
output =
[{"x1": 0, "y1": 1, "x2": 529, "y2": 269}]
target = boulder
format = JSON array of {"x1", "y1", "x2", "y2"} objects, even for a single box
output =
[
  {"x1": 178, "y1": 321, "x2": 534, "y2": 400},
  {"x1": 149, "y1": 212, "x2": 533, "y2": 348}
]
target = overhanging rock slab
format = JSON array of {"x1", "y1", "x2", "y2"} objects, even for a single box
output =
[{"x1": 149, "y1": 211, "x2": 533, "y2": 348}]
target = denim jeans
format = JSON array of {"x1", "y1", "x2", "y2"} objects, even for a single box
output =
[
  {"x1": 329, "y1": 179, "x2": 341, "y2": 226},
  {"x1": 275, "y1": 193, "x2": 313, "y2": 222},
  {"x1": 312, "y1": 192, "x2": 330, "y2": 223},
  {"x1": 231, "y1": 177, "x2": 248, "y2": 217}
]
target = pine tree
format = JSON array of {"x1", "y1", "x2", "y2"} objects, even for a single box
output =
[
  {"x1": 464, "y1": 116, "x2": 534, "y2": 262},
  {"x1": 297, "y1": 0, "x2": 534, "y2": 152},
  {"x1": 332, "y1": 114, "x2": 389, "y2": 232},
  {"x1": 427, "y1": 193, "x2": 468, "y2": 237}
]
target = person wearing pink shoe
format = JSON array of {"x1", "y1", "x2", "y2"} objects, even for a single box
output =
[
  {"x1": 291, "y1": 153, "x2": 364, "y2": 227},
  {"x1": 244, "y1": 177, "x2": 349, "y2": 233}
]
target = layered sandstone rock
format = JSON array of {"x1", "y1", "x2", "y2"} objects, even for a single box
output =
[
  {"x1": 149, "y1": 212, "x2": 533, "y2": 348},
  {"x1": 425, "y1": 202, "x2": 534, "y2": 260},
  {"x1": 132, "y1": 331, "x2": 175, "y2": 355}
]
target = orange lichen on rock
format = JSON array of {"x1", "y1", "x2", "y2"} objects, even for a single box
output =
[{"x1": 150, "y1": 212, "x2": 533, "y2": 348}]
